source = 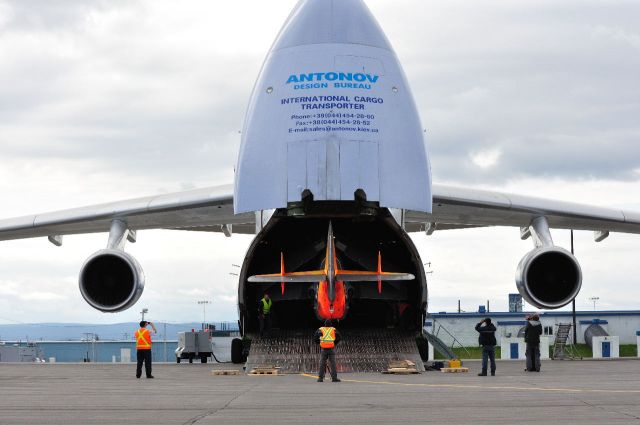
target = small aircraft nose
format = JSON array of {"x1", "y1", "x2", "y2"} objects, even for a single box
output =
[{"x1": 272, "y1": 0, "x2": 392, "y2": 51}]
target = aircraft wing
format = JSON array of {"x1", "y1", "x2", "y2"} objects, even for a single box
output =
[
  {"x1": 0, "y1": 184, "x2": 256, "y2": 242},
  {"x1": 404, "y1": 184, "x2": 640, "y2": 236},
  {"x1": 2, "y1": 182, "x2": 640, "y2": 243}
]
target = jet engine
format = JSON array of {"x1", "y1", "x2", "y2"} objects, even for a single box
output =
[
  {"x1": 79, "y1": 249, "x2": 145, "y2": 312},
  {"x1": 515, "y1": 246, "x2": 582, "y2": 309}
]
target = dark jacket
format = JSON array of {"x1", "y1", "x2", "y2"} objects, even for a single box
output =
[
  {"x1": 475, "y1": 322, "x2": 497, "y2": 346},
  {"x1": 524, "y1": 320, "x2": 542, "y2": 344},
  {"x1": 313, "y1": 327, "x2": 342, "y2": 347}
]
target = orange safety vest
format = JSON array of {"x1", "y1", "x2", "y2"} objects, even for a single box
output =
[
  {"x1": 135, "y1": 328, "x2": 152, "y2": 350},
  {"x1": 319, "y1": 327, "x2": 336, "y2": 349}
]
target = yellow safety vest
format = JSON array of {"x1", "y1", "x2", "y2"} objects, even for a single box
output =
[
  {"x1": 135, "y1": 328, "x2": 152, "y2": 350},
  {"x1": 261, "y1": 298, "x2": 272, "y2": 315},
  {"x1": 319, "y1": 327, "x2": 336, "y2": 348}
]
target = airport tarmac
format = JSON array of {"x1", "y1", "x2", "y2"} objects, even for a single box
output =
[{"x1": 1, "y1": 359, "x2": 639, "y2": 425}]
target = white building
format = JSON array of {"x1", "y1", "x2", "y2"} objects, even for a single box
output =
[{"x1": 425, "y1": 310, "x2": 640, "y2": 347}]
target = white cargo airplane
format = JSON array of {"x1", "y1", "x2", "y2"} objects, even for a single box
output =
[{"x1": 1, "y1": 0, "x2": 639, "y2": 339}]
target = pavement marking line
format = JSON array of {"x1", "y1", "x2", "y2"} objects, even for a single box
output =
[{"x1": 299, "y1": 373, "x2": 640, "y2": 394}]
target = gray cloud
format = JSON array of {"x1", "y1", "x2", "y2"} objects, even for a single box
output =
[
  {"x1": 1, "y1": 0, "x2": 639, "y2": 322},
  {"x1": 4, "y1": 0, "x2": 637, "y2": 187},
  {"x1": 371, "y1": 0, "x2": 640, "y2": 183}
]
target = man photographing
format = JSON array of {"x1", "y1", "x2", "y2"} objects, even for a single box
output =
[
  {"x1": 524, "y1": 313, "x2": 543, "y2": 372},
  {"x1": 135, "y1": 320, "x2": 157, "y2": 379},
  {"x1": 475, "y1": 317, "x2": 497, "y2": 376}
]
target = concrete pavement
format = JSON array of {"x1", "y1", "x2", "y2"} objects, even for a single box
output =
[{"x1": 1, "y1": 359, "x2": 639, "y2": 424}]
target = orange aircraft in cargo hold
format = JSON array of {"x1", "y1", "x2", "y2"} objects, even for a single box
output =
[{"x1": 248, "y1": 223, "x2": 415, "y2": 320}]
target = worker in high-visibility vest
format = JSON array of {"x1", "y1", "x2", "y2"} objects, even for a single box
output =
[
  {"x1": 258, "y1": 293, "x2": 273, "y2": 337},
  {"x1": 135, "y1": 320, "x2": 157, "y2": 379},
  {"x1": 314, "y1": 319, "x2": 342, "y2": 382}
]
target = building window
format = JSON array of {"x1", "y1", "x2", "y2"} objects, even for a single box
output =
[{"x1": 543, "y1": 326, "x2": 553, "y2": 335}]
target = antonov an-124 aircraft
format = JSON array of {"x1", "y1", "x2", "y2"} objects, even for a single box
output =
[{"x1": 1, "y1": 0, "x2": 639, "y2": 361}]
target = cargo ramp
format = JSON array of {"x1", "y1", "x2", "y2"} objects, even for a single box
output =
[{"x1": 245, "y1": 329, "x2": 425, "y2": 373}]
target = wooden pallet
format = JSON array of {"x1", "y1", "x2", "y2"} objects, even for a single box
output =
[
  {"x1": 388, "y1": 360, "x2": 416, "y2": 369},
  {"x1": 382, "y1": 359, "x2": 420, "y2": 374},
  {"x1": 440, "y1": 367, "x2": 469, "y2": 373},
  {"x1": 249, "y1": 367, "x2": 280, "y2": 375},
  {"x1": 383, "y1": 367, "x2": 420, "y2": 374},
  {"x1": 211, "y1": 369, "x2": 240, "y2": 376}
]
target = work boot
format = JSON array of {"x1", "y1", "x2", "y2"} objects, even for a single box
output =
[
  {"x1": 147, "y1": 376, "x2": 154, "y2": 379},
  {"x1": 332, "y1": 378, "x2": 341, "y2": 382},
  {"x1": 317, "y1": 378, "x2": 323, "y2": 382},
  {"x1": 477, "y1": 372, "x2": 487, "y2": 376},
  {"x1": 491, "y1": 372, "x2": 495, "y2": 376}
]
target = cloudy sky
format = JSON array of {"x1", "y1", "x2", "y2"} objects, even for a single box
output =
[{"x1": 1, "y1": 0, "x2": 639, "y2": 325}]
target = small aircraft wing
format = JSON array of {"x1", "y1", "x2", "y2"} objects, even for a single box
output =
[
  {"x1": 0, "y1": 184, "x2": 257, "y2": 242},
  {"x1": 336, "y1": 272, "x2": 415, "y2": 282},
  {"x1": 404, "y1": 184, "x2": 640, "y2": 236},
  {"x1": 247, "y1": 272, "x2": 327, "y2": 283}
]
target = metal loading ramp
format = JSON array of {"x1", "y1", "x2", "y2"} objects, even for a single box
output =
[{"x1": 245, "y1": 329, "x2": 425, "y2": 373}]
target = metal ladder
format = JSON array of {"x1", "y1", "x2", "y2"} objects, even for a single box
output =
[
  {"x1": 423, "y1": 331, "x2": 456, "y2": 359},
  {"x1": 429, "y1": 318, "x2": 470, "y2": 359},
  {"x1": 551, "y1": 323, "x2": 580, "y2": 359}
]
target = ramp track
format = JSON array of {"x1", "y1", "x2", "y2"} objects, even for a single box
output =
[{"x1": 245, "y1": 329, "x2": 425, "y2": 373}]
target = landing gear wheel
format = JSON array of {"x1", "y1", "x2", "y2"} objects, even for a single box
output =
[
  {"x1": 177, "y1": 357, "x2": 181, "y2": 364},
  {"x1": 416, "y1": 337, "x2": 430, "y2": 361},
  {"x1": 201, "y1": 356, "x2": 208, "y2": 364},
  {"x1": 231, "y1": 338, "x2": 244, "y2": 364}
]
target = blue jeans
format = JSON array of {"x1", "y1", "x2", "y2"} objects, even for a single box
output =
[{"x1": 481, "y1": 345, "x2": 496, "y2": 374}]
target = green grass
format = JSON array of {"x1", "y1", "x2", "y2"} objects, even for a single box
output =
[
  {"x1": 434, "y1": 346, "x2": 502, "y2": 359},
  {"x1": 434, "y1": 344, "x2": 638, "y2": 359},
  {"x1": 620, "y1": 345, "x2": 638, "y2": 357}
]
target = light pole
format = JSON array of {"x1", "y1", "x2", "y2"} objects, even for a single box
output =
[
  {"x1": 140, "y1": 308, "x2": 148, "y2": 321},
  {"x1": 588, "y1": 297, "x2": 599, "y2": 311},
  {"x1": 571, "y1": 230, "x2": 577, "y2": 344},
  {"x1": 197, "y1": 300, "x2": 211, "y2": 325}
]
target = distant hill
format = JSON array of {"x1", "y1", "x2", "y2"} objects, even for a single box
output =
[{"x1": 0, "y1": 321, "x2": 238, "y2": 342}]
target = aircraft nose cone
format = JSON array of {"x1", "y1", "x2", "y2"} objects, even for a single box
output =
[{"x1": 273, "y1": 0, "x2": 392, "y2": 51}]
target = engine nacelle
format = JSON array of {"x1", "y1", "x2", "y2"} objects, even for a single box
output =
[
  {"x1": 515, "y1": 246, "x2": 582, "y2": 309},
  {"x1": 79, "y1": 249, "x2": 145, "y2": 312}
]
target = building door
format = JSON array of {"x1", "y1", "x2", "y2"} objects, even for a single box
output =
[{"x1": 510, "y1": 343, "x2": 519, "y2": 359}]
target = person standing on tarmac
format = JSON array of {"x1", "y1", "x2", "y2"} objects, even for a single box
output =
[
  {"x1": 475, "y1": 317, "x2": 497, "y2": 376},
  {"x1": 524, "y1": 313, "x2": 543, "y2": 372},
  {"x1": 314, "y1": 319, "x2": 341, "y2": 382},
  {"x1": 135, "y1": 320, "x2": 157, "y2": 379},
  {"x1": 258, "y1": 293, "x2": 272, "y2": 337}
]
